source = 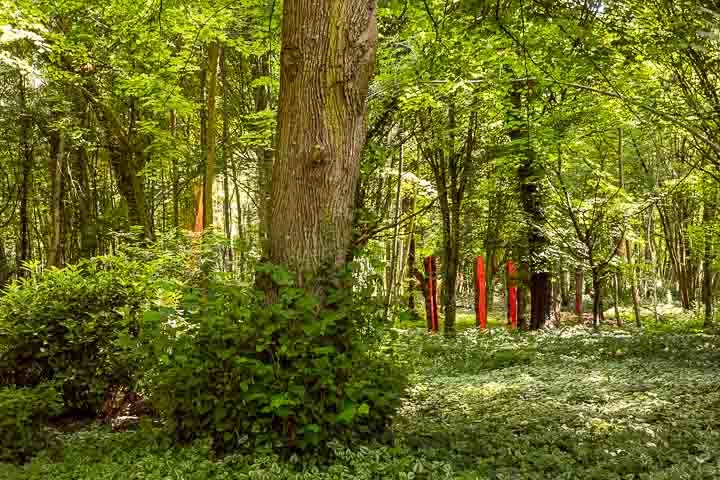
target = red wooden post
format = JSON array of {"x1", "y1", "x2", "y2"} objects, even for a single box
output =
[
  {"x1": 507, "y1": 261, "x2": 518, "y2": 328},
  {"x1": 475, "y1": 256, "x2": 487, "y2": 329}
]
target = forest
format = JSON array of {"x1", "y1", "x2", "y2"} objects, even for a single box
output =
[{"x1": 1, "y1": 0, "x2": 720, "y2": 478}]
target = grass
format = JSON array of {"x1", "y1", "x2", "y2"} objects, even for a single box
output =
[
  {"x1": 395, "y1": 307, "x2": 507, "y2": 331},
  {"x1": 3, "y1": 322, "x2": 720, "y2": 479}
]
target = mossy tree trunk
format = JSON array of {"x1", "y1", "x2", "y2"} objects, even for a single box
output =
[{"x1": 267, "y1": 0, "x2": 378, "y2": 282}]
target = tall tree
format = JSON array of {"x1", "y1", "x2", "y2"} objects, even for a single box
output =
[
  {"x1": 267, "y1": 0, "x2": 378, "y2": 280},
  {"x1": 203, "y1": 42, "x2": 220, "y2": 229}
]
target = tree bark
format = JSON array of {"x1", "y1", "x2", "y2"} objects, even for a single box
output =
[
  {"x1": 408, "y1": 233, "x2": 417, "y2": 314},
  {"x1": 267, "y1": 0, "x2": 378, "y2": 280},
  {"x1": 575, "y1": 268, "x2": 583, "y2": 323},
  {"x1": 552, "y1": 271, "x2": 561, "y2": 326},
  {"x1": 613, "y1": 274, "x2": 622, "y2": 326},
  {"x1": 559, "y1": 269, "x2": 570, "y2": 308},
  {"x1": 18, "y1": 75, "x2": 33, "y2": 273},
  {"x1": 703, "y1": 194, "x2": 715, "y2": 329},
  {"x1": 109, "y1": 141, "x2": 152, "y2": 240},
  {"x1": 204, "y1": 42, "x2": 220, "y2": 229},
  {"x1": 47, "y1": 129, "x2": 66, "y2": 268},
  {"x1": 73, "y1": 95, "x2": 94, "y2": 259},
  {"x1": 0, "y1": 242, "x2": 9, "y2": 289},
  {"x1": 221, "y1": 48, "x2": 233, "y2": 271},
  {"x1": 592, "y1": 267, "x2": 602, "y2": 328},
  {"x1": 254, "y1": 52, "x2": 274, "y2": 256},
  {"x1": 170, "y1": 110, "x2": 180, "y2": 229},
  {"x1": 517, "y1": 281, "x2": 528, "y2": 330},
  {"x1": 404, "y1": 189, "x2": 418, "y2": 314},
  {"x1": 385, "y1": 145, "x2": 404, "y2": 317},
  {"x1": 511, "y1": 80, "x2": 549, "y2": 330},
  {"x1": 625, "y1": 239, "x2": 642, "y2": 327}
]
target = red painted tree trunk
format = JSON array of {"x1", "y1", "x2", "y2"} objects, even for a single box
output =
[{"x1": 475, "y1": 256, "x2": 487, "y2": 329}]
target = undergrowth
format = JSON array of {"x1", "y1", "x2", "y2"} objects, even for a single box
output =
[{"x1": 2, "y1": 324, "x2": 720, "y2": 479}]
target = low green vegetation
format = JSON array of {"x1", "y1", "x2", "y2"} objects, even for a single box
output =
[{"x1": 2, "y1": 320, "x2": 719, "y2": 479}]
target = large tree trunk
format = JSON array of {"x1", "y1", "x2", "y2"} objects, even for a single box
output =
[
  {"x1": 511, "y1": 80, "x2": 550, "y2": 330},
  {"x1": 204, "y1": 42, "x2": 220, "y2": 229},
  {"x1": 435, "y1": 179, "x2": 459, "y2": 334},
  {"x1": 267, "y1": 0, "x2": 378, "y2": 280},
  {"x1": 530, "y1": 273, "x2": 551, "y2": 330}
]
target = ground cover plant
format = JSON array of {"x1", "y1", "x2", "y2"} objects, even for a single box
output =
[{"x1": 2, "y1": 321, "x2": 720, "y2": 479}]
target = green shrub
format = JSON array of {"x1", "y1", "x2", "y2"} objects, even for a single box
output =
[
  {"x1": 0, "y1": 384, "x2": 62, "y2": 463},
  {"x1": 0, "y1": 258, "x2": 150, "y2": 414},
  {"x1": 0, "y1": 232, "x2": 224, "y2": 417},
  {"x1": 149, "y1": 266, "x2": 408, "y2": 455}
]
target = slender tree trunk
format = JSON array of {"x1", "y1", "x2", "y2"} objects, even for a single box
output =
[
  {"x1": 71, "y1": 93, "x2": 94, "y2": 259},
  {"x1": 0, "y1": 243, "x2": 9, "y2": 289},
  {"x1": 109, "y1": 142, "x2": 152, "y2": 239},
  {"x1": 233, "y1": 174, "x2": 246, "y2": 277},
  {"x1": 267, "y1": 0, "x2": 378, "y2": 280},
  {"x1": 220, "y1": 48, "x2": 233, "y2": 271},
  {"x1": 613, "y1": 274, "x2": 622, "y2": 326},
  {"x1": 18, "y1": 75, "x2": 33, "y2": 273},
  {"x1": 626, "y1": 239, "x2": 642, "y2": 327},
  {"x1": 385, "y1": 145, "x2": 404, "y2": 317},
  {"x1": 517, "y1": 280, "x2": 528, "y2": 330},
  {"x1": 196, "y1": 57, "x2": 208, "y2": 232},
  {"x1": 170, "y1": 110, "x2": 179, "y2": 229},
  {"x1": 703, "y1": 194, "x2": 715, "y2": 329},
  {"x1": 552, "y1": 271, "x2": 561, "y2": 326},
  {"x1": 559, "y1": 269, "x2": 569, "y2": 308},
  {"x1": 203, "y1": 42, "x2": 220, "y2": 229},
  {"x1": 404, "y1": 188, "x2": 418, "y2": 315},
  {"x1": 592, "y1": 267, "x2": 602, "y2": 328},
  {"x1": 613, "y1": 127, "x2": 624, "y2": 327},
  {"x1": 254, "y1": 52, "x2": 274, "y2": 255},
  {"x1": 575, "y1": 268, "x2": 583, "y2": 323},
  {"x1": 47, "y1": 130, "x2": 65, "y2": 268},
  {"x1": 74, "y1": 142, "x2": 93, "y2": 258},
  {"x1": 444, "y1": 243, "x2": 458, "y2": 334},
  {"x1": 408, "y1": 234, "x2": 417, "y2": 314},
  {"x1": 435, "y1": 179, "x2": 458, "y2": 334}
]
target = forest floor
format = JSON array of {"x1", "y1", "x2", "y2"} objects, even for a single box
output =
[{"x1": 2, "y1": 318, "x2": 720, "y2": 479}]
